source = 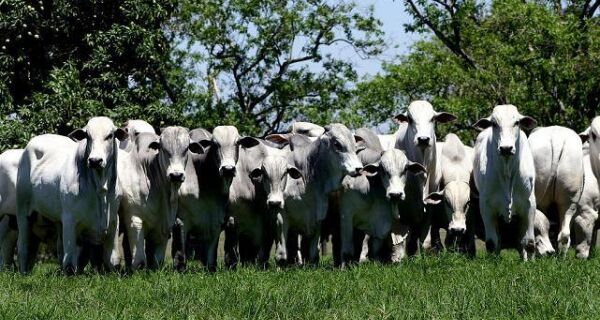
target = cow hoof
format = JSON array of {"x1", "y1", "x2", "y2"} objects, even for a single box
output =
[
  {"x1": 63, "y1": 264, "x2": 77, "y2": 276},
  {"x1": 485, "y1": 240, "x2": 496, "y2": 253}
]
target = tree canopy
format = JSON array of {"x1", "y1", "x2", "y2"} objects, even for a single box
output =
[{"x1": 352, "y1": 0, "x2": 600, "y2": 140}]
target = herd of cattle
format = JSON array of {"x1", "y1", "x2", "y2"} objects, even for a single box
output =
[{"x1": 0, "y1": 101, "x2": 599, "y2": 274}]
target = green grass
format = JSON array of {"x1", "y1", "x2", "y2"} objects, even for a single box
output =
[{"x1": 0, "y1": 251, "x2": 598, "y2": 319}]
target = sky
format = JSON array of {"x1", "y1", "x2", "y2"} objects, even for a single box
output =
[{"x1": 327, "y1": 0, "x2": 422, "y2": 77}]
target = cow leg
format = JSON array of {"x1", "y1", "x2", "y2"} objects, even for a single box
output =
[
  {"x1": 391, "y1": 223, "x2": 410, "y2": 262},
  {"x1": 286, "y1": 230, "x2": 301, "y2": 266},
  {"x1": 301, "y1": 232, "x2": 321, "y2": 266},
  {"x1": 359, "y1": 234, "x2": 370, "y2": 263},
  {"x1": 573, "y1": 208, "x2": 597, "y2": 259},
  {"x1": 61, "y1": 217, "x2": 79, "y2": 275},
  {"x1": 223, "y1": 216, "x2": 239, "y2": 270},
  {"x1": 205, "y1": 235, "x2": 219, "y2": 272},
  {"x1": 480, "y1": 204, "x2": 500, "y2": 255},
  {"x1": 557, "y1": 200, "x2": 576, "y2": 256},
  {"x1": 17, "y1": 212, "x2": 39, "y2": 274},
  {"x1": 368, "y1": 236, "x2": 386, "y2": 263},
  {"x1": 102, "y1": 227, "x2": 120, "y2": 272},
  {"x1": 0, "y1": 216, "x2": 15, "y2": 270},
  {"x1": 126, "y1": 215, "x2": 146, "y2": 270},
  {"x1": 273, "y1": 212, "x2": 288, "y2": 267},
  {"x1": 171, "y1": 219, "x2": 186, "y2": 272},
  {"x1": 339, "y1": 209, "x2": 354, "y2": 268},
  {"x1": 519, "y1": 203, "x2": 536, "y2": 261}
]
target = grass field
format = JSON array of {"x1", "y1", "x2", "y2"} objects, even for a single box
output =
[{"x1": 0, "y1": 251, "x2": 598, "y2": 319}]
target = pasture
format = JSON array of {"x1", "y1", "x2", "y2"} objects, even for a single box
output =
[{"x1": 0, "y1": 251, "x2": 597, "y2": 319}]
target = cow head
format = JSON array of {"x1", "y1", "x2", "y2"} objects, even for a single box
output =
[
  {"x1": 69, "y1": 117, "x2": 127, "y2": 171},
  {"x1": 362, "y1": 149, "x2": 426, "y2": 201},
  {"x1": 249, "y1": 155, "x2": 303, "y2": 210},
  {"x1": 473, "y1": 105, "x2": 536, "y2": 157},
  {"x1": 394, "y1": 101, "x2": 456, "y2": 150},
  {"x1": 119, "y1": 119, "x2": 155, "y2": 151},
  {"x1": 425, "y1": 180, "x2": 471, "y2": 238},
  {"x1": 153, "y1": 126, "x2": 204, "y2": 184},
  {"x1": 580, "y1": 117, "x2": 600, "y2": 181},
  {"x1": 321, "y1": 123, "x2": 364, "y2": 177},
  {"x1": 198, "y1": 126, "x2": 260, "y2": 181}
]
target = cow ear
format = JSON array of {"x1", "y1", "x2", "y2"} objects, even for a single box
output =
[
  {"x1": 361, "y1": 163, "x2": 380, "y2": 177},
  {"x1": 188, "y1": 141, "x2": 204, "y2": 154},
  {"x1": 238, "y1": 136, "x2": 260, "y2": 149},
  {"x1": 249, "y1": 168, "x2": 263, "y2": 181},
  {"x1": 406, "y1": 161, "x2": 427, "y2": 174},
  {"x1": 473, "y1": 117, "x2": 492, "y2": 131},
  {"x1": 265, "y1": 134, "x2": 289, "y2": 146},
  {"x1": 434, "y1": 112, "x2": 457, "y2": 123},
  {"x1": 115, "y1": 128, "x2": 128, "y2": 141},
  {"x1": 579, "y1": 127, "x2": 590, "y2": 143},
  {"x1": 68, "y1": 128, "x2": 87, "y2": 142},
  {"x1": 354, "y1": 134, "x2": 366, "y2": 152},
  {"x1": 518, "y1": 116, "x2": 537, "y2": 130},
  {"x1": 148, "y1": 141, "x2": 160, "y2": 151},
  {"x1": 424, "y1": 191, "x2": 444, "y2": 205},
  {"x1": 393, "y1": 113, "x2": 409, "y2": 124},
  {"x1": 287, "y1": 166, "x2": 303, "y2": 180}
]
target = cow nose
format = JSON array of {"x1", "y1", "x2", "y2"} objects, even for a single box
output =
[
  {"x1": 220, "y1": 165, "x2": 236, "y2": 177},
  {"x1": 387, "y1": 191, "x2": 405, "y2": 201},
  {"x1": 169, "y1": 172, "x2": 185, "y2": 183},
  {"x1": 417, "y1": 136, "x2": 431, "y2": 147},
  {"x1": 267, "y1": 200, "x2": 283, "y2": 209},
  {"x1": 88, "y1": 157, "x2": 103, "y2": 169},
  {"x1": 349, "y1": 166, "x2": 363, "y2": 177},
  {"x1": 499, "y1": 146, "x2": 514, "y2": 156},
  {"x1": 449, "y1": 226, "x2": 466, "y2": 235}
]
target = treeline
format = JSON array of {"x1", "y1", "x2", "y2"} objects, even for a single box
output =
[{"x1": 1, "y1": 0, "x2": 599, "y2": 151}]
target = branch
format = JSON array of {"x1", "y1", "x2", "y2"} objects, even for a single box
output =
[
  {"x1": 588, "y1": 0, "x2": 600, "y2": 17},
  {"x1": 231, "y1": 58, "x2": 248, "y2": 113},
  {"x1": 405, "y1": 0, "x2": 477, "y2": 69}
]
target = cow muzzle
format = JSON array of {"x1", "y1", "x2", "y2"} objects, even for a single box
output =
[
  {"x1": 88, "y1": 157, "x2": 105, "y2": 169},
  {"x1": 416, "y1": 136, "x2": 431, "y2": 148},
  {"x1": 219, "y1": 165, "x2": 236, "y2": 178},
  {"x1": 387, "y1": 191, "x2": 405, "y2": 201},
  {"x1": 498, "y1": 145, "x2": 515, "y2": 157},
  {"x1": 267, "y1": 199, "x2": 284, "y2": 210},
  {"x1": 168, "y1": 171, "x2": 185, "y2": 183}
]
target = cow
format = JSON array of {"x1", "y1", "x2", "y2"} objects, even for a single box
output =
[
  {"x1": 528, "y1": 126, "x2": 584, "y2": 255},
  {"x1": 378, "y1": 133, "x2": 397, "y2": 151},
  {"x1": 118, "y1": 129, "x2": 203, "y2": 270},
  {"x1": 339, "y1": 145, "x2": 426, "y2": 267},
  {"x1": 424, "y1": 133, "x2": 477, "y2": 255},
  {"x1": 472, "y1": 105, "x2": 537, "y2": 260},
  {"x1": 118, "y1": 120, "x2": 155, "y2": 151},
  {"x1": 265, "y1": 124, "x2": 364, "y2": 265},
  {"x1": 227, "y1": 139, "x2": 291, "y2": 267},
  {"x1": 581, "y1": 117, "x2": 600, "y2": 187},
  {"x1": 573, "y1": 142, "x2": 600, "y2": 259},
  {"x1": 0, "y1": 149, "x2": 23, "y2": 269},
  {"x1": 289, "y1": 122, "x2": 325, "y2": 137},
  {"x1": 173, "y1": 126, "x2": 260, "y2": 271},
  {"x1": 16, "y1": 117, "x2": 127, "y2": 273},
  {"x1": 392, "y1": 100, "x2": 457, "y2": 259}
]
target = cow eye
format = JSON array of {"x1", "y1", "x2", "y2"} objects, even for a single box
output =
[
  {"x1": 514, "y1": 121, "x2": 520, "y2": 126},
  {"x1": 249, "y1": 168, "x2": 263, "y2": 180},
  {"x1": 592, "y1": 132, "x2": 597, "y2": 141},
  {"x1": 105, "y1": 133, "x2": 114, "y2": 140},
  {"x1": 333, "y1": 140, "x2": 343, "y2": 150}
]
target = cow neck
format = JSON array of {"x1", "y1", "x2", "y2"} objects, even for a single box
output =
[
  {"x1": 494, "y1": 137, "x2": 522, "y2": 223},
  {"x1": 75, "y1": 140, "x2": 116, "y2": 238},
  {"x1": 198, "y1": 149, "x2": 228, "y2": 197},
  {"x1": 305, "y1": 138, "x2": 339, "y2": 195}
]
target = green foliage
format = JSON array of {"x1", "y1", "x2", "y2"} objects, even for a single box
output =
[
  {"x1": 1, "y1": 253, "x2": 600, "y2": 318},
  {"x1": 352, "y1": 0, "x2": 600, "y2": 140},
  {"x1": 0, "y1": 0, "x2": 191, "y2": 150},
  {"x1": 174, "y1": 0, "x2": 384, "y2": 135}
]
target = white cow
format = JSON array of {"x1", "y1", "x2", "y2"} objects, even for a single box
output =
[
  {"x1": 573, "y1": 143, "x2": 600, "y2": 259},
  {"x1": 16, "y1": 117, "x2": 127, "y2": 273},
  {"x1": 528, "y1": 126, "x2": 584, "y2": 255},
  {"x1": 118, "y1": 129, "x2": 203, "y2": 269},
  {"x1": 392, "y1": 100, "x2": 456, "y2": 258},
  {"x1": 118, "y1": 119, "x2": 155, "y2": 151},
  {"x1": 472, "y1": 105, "x2": 537, "y2": 260},
  {"x1": 0, "y1": 149, "x2": 23, "y2": 268},
  {"x1": 424, "y1": 134, "x2": 476, "y2": 255},
  {"x1": 378, "y1": 133, "x2": 398, "y2": 151},
  {"x1": 581, "y1": 117, "x2": 600, "y2": 186}
]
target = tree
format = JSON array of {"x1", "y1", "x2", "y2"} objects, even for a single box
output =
[
  {"x1": 352, "y1": 0, "x2": 600, "y2": 140},
  {"x1": 174, "y1": 0, "x2": 385, "y2": 135},
  {"x1": 0, "y1": 0, "x2": 189, "y2": 151}
]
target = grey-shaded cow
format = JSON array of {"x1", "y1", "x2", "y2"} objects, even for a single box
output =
[
  {"x1": 16, "y1": 117, "x2": 127, "y2": 273},
  {"x1": 472, "y1": 105, "x2": 537, "y2": 260},
  {"x1": 118, "y1": 129, "x2": 203, "y2": 269},
  {"x1": 0, "y1": 149, "x2": 23, "y2": 269},
  {"x1": 266, "y1": 124, "x2": 364, "y2": 265},
  {"x1": 528, "y1": 126, "x2": 584, "y2": 255},
  {"x1": 573, "y1": 143, "x2": 600, "y2": 259},
  {"x1": 392, "y1": 100, "x2": 457, "y2": 258},
  {"x1": 425, "y1": 133, "x2": 476, "y2": 255},
  {"x1": 174, "y1": 126, "x2": 260, "y2": 271},
  {"x1": 118, "y1": 119, "x2": 155, "y2": 151}
]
